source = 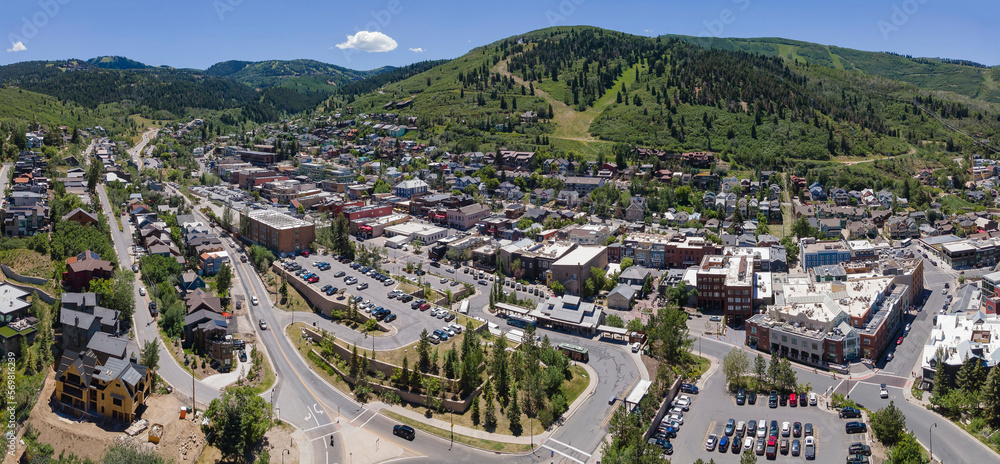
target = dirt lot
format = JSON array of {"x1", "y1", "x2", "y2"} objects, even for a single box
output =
[{"x1": 11, "y1": 370, "x2": 207, "y2": 463}]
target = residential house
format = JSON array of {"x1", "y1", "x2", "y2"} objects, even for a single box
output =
[
  {"x1": 54, "y1": 350, "x2": 151, "y2": 423},
  {"x1": 183, "y1": 310, "x2": 233, "y2": 369},
  {"x1": 180, "y1": 270, "x2": 206, "y2": 292},
  {"x1": 393, "y1": 179, "x2": 429, "y2": 199},
  {"x1": 61, "y1": 208, "x2": 98, "y2": 226},
  {"x1": 3, "y1": 205, "x2": 49, "y2": 236},
  {"x1": 885, "y1": 216, "x2": 919, "y2": 240},
  {"x1": 62, "y1": 251, "x2": 114, "y2": 292},
  {"x1": 199, "y1": 251, "x2": 230, "y2": 276}
]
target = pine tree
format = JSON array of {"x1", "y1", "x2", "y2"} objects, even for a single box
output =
[
  {"x1": 506, "y1": 375, "x2": 522, "y2": 433},
  {"x1": 349, "y1": 344, "x2": 359, "y2": 378},
  {"x1": 483, "y1": 380, "x2": 497, "y2": 429},
  {"x1": 400, "y1": 357, "x2": 411, "y2": 390},
  {"x1": 982, "y1": 365, "x2": 1000, "y2": 426},
  {"x1": 471, "y1": 396, "x2": 481, "y2": 426}
]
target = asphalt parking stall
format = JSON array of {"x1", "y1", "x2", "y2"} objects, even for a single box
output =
[{"x1": 666, "y1": 370, "x2": 869, "y2": 464}]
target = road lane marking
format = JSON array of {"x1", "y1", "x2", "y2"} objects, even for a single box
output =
[
  {"x1": 547, "y1": 437, "x2": 592, "y2": 457},
  {"x1": 303, "y1": 422, "x2": 338, "y2": 433},
  {"x1": 542, "y1": 444, "x2": 585, "y2": 464},
  {"x1": 360, "y1": 410, "x2": 378, "y2": 429}
]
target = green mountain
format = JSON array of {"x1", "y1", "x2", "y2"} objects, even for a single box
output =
[
  {"x1": 204, "y1": 59, "x2": 377, "y2": 90},
  {"x1": 666, "y1": 35, "x2": 1000, "y2": 102},
  {"x1": 338, "y1": 26, "x2": 999, "y2": 173},
  {"x1": 86, "y1": 55, "x2": 150, "y2": 70}
]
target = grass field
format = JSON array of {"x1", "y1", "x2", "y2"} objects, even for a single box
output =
[{"x1": 940, "y1": 194, "x2": 978, "y2": 212}]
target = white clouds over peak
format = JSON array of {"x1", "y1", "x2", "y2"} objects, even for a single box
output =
[
  {"x1": 6, "y1": 41, "x2": 26, "y2": 53},
  {"x1": 335, "y1": 31, "x2": 397, "y2": 52},
  {"x1": 409, "y1": 47, "x2": 424, "y2": 53}
]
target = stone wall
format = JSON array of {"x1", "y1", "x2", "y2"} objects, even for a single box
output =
[
  {"x1": 272, "y1": 264, "x2": 387, "y2": 331},
  {"x1": 1, "y1": 265, "x2": 50, "y2": 286}
]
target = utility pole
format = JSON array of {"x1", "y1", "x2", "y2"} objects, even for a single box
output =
[{"x1": 192, "y1": 368, "x2": 195, "y2": 419}]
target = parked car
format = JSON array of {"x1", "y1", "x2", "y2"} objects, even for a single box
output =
[
  {"x1": 718, "y1": 436, "x2": 729, "y2": 453},
  {"x1": 845, "y1": 421, "x2": 867, "y2": 434},
  {"x1": 679, "y1": 383, "x2": 699, "y2": 394},
  {"x1": 804, "y1": 436, "x2": 815, "y2": 459},
  {"x1": 840, "y1": 407, "x2": 862, "y2": 419},
  {"x1": 724, "y1": 419, "x2": 735, "y2": 436},
  {"x1": 747, "y1": 391, "x2": 757, "y2": 405},
  {"x1": 139, "y1": 287, "x2": 146, "y2": 296},
  {"x1": 791, "y1": 438, "x2": 800, "y2": 456},
  {"x1": 705, "y1": 434, "x2": 718, "y2": 451},
  {"x1": 804, "y1": 423, "x2": 814, "y2": 437},
  {"x1": 849, "y1": 443, "x2": 872, "y2": 456}
]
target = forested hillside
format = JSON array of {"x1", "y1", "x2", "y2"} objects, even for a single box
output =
[
  {"x1": 667, "y1": 35, "x2": 1000, "y2": 103},
  {"x1": 336, "y1": 26, "x2": 1000, "y2": 169}
]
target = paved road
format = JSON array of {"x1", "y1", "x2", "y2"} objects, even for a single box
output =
[{"x1": 128, "y1": 129, "x2": 158, "y2": 169}]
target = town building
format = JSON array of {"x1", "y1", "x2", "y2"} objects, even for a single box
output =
[
  {"x1": 549, "y1": 246, "x2": 608, "y2": 295},
  {"x1": 244, "y1": 210, "x2": 316, "y2": 256},
  {"x1": 383, "y1": 222, "x2": 448, "y2": 245},
  {"x1": 3, "y1": 205, "x2": 49, "y2": 237},
  {"x1": 696, "y1": 255, "x2": 755, "y2": 325},
  {"x1": 800, "y1": 239, "x2": 851, "y2": 270},
  {"x1": 564, "y1": 177, "x2": 606, "y2": 196},
  {"x1": 566, "y1": 224, "x2": 613, "y2": 246},
  {"x1": 618, "y1": 233, "x2": 723, "y2": 269},
  {"x1": 920, "y1": 312, "x2": 1000, "y2": 390},
  {"x1": 446, "y1": 203, "x2": 490, "y2": 230},
  {"x1": 745, "y1": 260, "x2": 923, "y2": 366}
]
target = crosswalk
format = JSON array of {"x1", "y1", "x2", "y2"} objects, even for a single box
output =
[{"x1": 542, "y1": 437, "x2": 593, "y2": 464}]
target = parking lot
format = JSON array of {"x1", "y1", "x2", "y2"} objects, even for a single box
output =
[
  {"x1": 668, "y1": 364, "x2": 870, "y2": 464},
  {"x1": 283, "y1": 253, "x2": 468, "y2": 347}
]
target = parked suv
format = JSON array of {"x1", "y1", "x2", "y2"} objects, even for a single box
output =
[{"x1": 840, "y1": 407, "x2": 862, "y2": 419}]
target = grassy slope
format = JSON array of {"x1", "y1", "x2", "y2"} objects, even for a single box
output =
[{"x1": 0, "y1": 87, "x2": 120, "y2": 129}]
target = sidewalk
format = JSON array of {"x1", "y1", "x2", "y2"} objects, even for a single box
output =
[{"x1": 374, "y1": 361, "x2": 600, "y2": 448}]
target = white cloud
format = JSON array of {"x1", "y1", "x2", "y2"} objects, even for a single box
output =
[
  {"x1": 335, "y1": 31, "x2": 397, "y2": 52},
  {"x1": 6, "y1": 41, "x2": 26, "y2": 53},
  {"x1": 644, "y1": 29, "x2": 654, "y2": 34},
  {"x1": 409, "y1": 47, "x2": 424, "y2": 53}
]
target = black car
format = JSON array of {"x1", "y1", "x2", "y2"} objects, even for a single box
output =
[
  {"x1": 730, "y1": 435, "x2": 741, "y2": 454},
  {"x1": 736, "y1": 388, "x2": 746, "y2": 405},
  {"x1": 845, "y1": 421, "x2": 867, "y2": 434},
  {"x1": 849, "y1": 443, "x2": 872, "y2": 456},
  {"x1": 747, "y1": 391, "x2": 757, "y2": 405},
  {"x1": 840, "y1": 407, "x2": 862, "y2": 419},
  {"x1": 798, "y1": 392, "x2": 808, "y2": 407},
  {"x1": 393, "y1": 424, "x2": 415, "y2": 440},
  {"x1": 238, "y1": 350, "x2": 248, "y2": 363},
  {"x1": 384, "y1": 313, "x2": 397, "y2": 323},
  {"x1": 792, "y1": 422, "x2": 801, "y2": 438},
  {"x1": 803, "y1": 423, "x2": 814, "y2": 437},
  {"x1": 769, "y1": 396, "x2": 778, "y2": 408}
]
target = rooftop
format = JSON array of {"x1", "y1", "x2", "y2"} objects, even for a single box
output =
[
  {"x1": 552, "y1": 246, "x2": 605, "y2": 267},
  {"x1": 248, "y1": 210, "x2": 312, "y2": 230}
]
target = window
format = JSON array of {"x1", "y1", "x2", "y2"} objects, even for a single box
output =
[
  {"x1": 751, "y1": 326, "x2": 757, "y2": 334},
  {"x1": 113, "y1": 398, "x2": 123, "y2": 407},
  {"x1": 781, "y1": 335, "x2": 787, "y2": 342}
]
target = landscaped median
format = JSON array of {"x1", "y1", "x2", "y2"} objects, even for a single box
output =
[{"x1": 286, "y1": 321, "x2": 593, "y2": 453}]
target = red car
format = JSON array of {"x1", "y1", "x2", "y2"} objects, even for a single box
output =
[
  {"x1": 308, "y1": 276, "x2": 319, "y2": 283},
  {"x1": 419, "y1": 303, "x2": 430, "y2": 311},
  {"x1": 301, "y1": 250, "x2": 311, "y2": 257},
  {"x1": 897, "y1": 336, "x2": 904, "y2": 345}
]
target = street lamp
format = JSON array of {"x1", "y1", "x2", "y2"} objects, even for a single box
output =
[
  {"x1": 929, "y1": 423, "x2": 937, "y2": 463},
  {"x1": 281, "y1": 449, "x2": 289, "y2": 464}
]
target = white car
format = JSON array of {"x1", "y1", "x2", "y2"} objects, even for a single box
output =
[
  {"x1": 667, "y1": 413, "x2": 683, "y2": 425},
  {"x1": 440, "y1": 278, "x2": 448, "y2": 284},
  {"x1": 251, "y1": 296, "x2": 259, "y2": 306},
  {"x1": 743, "y1": 436, "x2": 755, "y2": 452},
  {"x1": 781, "y1": 421, "x2": 790, "y2": 437},
  {"x1": 880, "y1": 384, "x2": 889, "y2": 399},
  {"x1": 139, "y1": 287, "x2": 146, "y2": 296},
  {"x1": 705, "y1": 434, "x2": 718, "y2": 451}
]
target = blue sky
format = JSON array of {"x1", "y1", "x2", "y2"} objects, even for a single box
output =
[{"x1": 2, "y1": 0, "x2": 997, "y2": 69}]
